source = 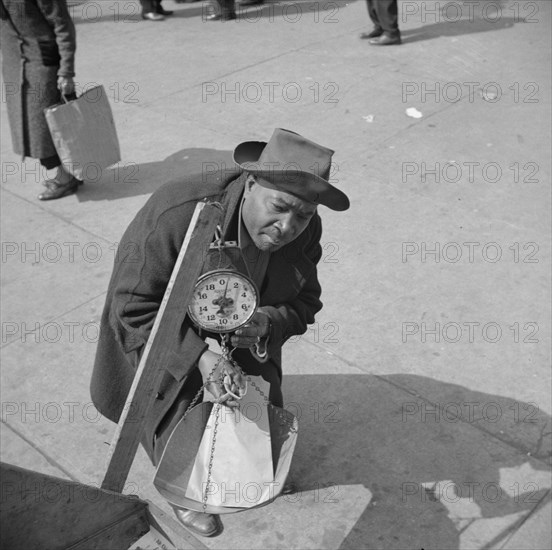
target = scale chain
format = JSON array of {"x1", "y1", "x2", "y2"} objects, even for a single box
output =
[{"x1": 180, "y1": 338, "x2": 297, "y2": 512}]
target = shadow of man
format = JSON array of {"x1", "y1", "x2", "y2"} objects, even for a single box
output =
[{"x1": 282, "y1": 373, "x2": 551, "y2": 549}]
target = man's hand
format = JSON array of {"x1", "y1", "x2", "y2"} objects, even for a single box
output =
[{"x1": 230, "y1": 311, "x2": 271, "y2": 348}]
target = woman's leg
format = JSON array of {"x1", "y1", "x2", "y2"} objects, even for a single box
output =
[
  {"x1": 40, "y1": 155, "x2": 75, "y2": 184},
  {"x1": 37, "y1": 156, "x2": 81, "y2": 200}
]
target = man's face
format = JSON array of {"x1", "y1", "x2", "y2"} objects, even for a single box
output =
[{"x1": 242, "y1": 176, "x2": 317, "y2": 252}]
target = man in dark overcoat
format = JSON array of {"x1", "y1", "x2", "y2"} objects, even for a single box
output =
[
  {"x1": 0, "y1": 0, "x2": 81, "y2": 199},
  {"x1": 91, "y1": 128, "x2": 350, "y2": 537}
]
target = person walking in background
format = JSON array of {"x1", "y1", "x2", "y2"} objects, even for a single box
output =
[
  {"x1": 204, "y1": 0, "x2": 265, "y2": 21},
  {"x1": 360, "y1": 0, "x2": 402, "y2": 45},
  {"x1": 204, "y1": 0, "x2": 236, "y2": 21},
  {"x1": 0, "y1": 0, "x2": 81, "y2": 200},
  {"x1": 140, "y1": 0, "x2": 174, "y2": 21}
]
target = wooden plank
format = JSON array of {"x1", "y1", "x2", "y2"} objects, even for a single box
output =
[
  {"x1": 66, "y1": 509, "x2": 150, "y2": 550},
  {"x1": 0, "y1": 463, "x2": 149, "y2": 550},
  {"x1": 102, "y1": 201, "x2": 224, "y2": 493}
]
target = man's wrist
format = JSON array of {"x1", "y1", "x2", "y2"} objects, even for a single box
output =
[
  {"x1": 255, "y1": 308, "x2": 272, "y2": 339},
  {"x1": 252, "y1": 312, "x2": 271, "y2": 362}
]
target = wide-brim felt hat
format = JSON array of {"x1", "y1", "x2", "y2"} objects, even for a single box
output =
[{"x1": 233, "y1": 128, "x2": 350, "y2": 211}]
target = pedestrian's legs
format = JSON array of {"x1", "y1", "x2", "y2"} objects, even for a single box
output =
[
  {"x1": 39, "y1": 155, "x2": 73, "y2": 185},
  {"x1": 155, "y1": 0, "x2": 174, "y2": 15},
  {"x1": 373, "y1": 0, "x2": 399, "y2": 34},
  {"x1": 366, "y1": 0, "x2": 401, "y2": 44},
  {"x1": 360, "y1": 0, "x2": 385, "y2": 39},
  {"x1": 205, "y1": 0, "x2": 236, "y2": 21},
  {"x1": 37, "y1": 155, "x2": 81, "y2": 200},
  {"x1": 366, "y1": 0, "x2": 382, "y2": 30},
  {"x1": 40, "y1": 154, "x2": 62, "y2": 171},
  {"x1": 140, "y1": 0, "x2": 156, "y2": 13},
  {"x1": 140, "y1": 0, "x2": 165, "y2": 19}
]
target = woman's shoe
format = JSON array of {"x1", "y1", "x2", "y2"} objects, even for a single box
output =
[
  {"x1": 42, "y1": 177, "x2": 84, "y2": 188},
  {"x1": 37, "y1": 177, "x2": 81, "y2": 200}
]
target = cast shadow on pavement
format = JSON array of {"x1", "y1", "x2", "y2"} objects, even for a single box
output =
[
  {"x1": 401, "y1": 17, "x2": 516, "y2": 44},
  {"x1": 76, "y1": 148, "x2": 235, "y2": 202},
  {"x1": 234, "y1": 0, "x2": 353, "y2": 21},
  {"x1": 281, "y1": 373, "x2": 551, "y2": 549}
]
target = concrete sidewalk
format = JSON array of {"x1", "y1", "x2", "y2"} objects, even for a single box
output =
[{"x1": 1, "y1": 0, "x2": 551, "y2": 548}]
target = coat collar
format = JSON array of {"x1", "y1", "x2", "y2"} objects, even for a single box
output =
[{"x1": 219, "y1": 172, "x2": 248, "y2": 238}]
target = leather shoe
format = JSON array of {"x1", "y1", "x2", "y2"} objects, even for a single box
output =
[
  {"x1": 156, "y1": 7, "x2": 174, "y2": 15},
  {"x1": 42, "y1": 177, "x2": 84, "y2": 188},
  {"x1": 37, "y1": 176, "x2": 81, "y2": 200},
  {"x1": 172, "y1": 506, "x2": 223, "y2": 537},
  {"x1": 142, "y1": 12, "x2": 164, "y2": 20},
  {"x1": 369, "y1": 32, "x2": 401, "y2": 45},
  {"x1": 359, "y1": 27, "x2": 383, "y2": 40}
]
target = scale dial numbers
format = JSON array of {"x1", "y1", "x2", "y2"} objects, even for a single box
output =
[{"x1": 187, "y1": 270, "x2": 258, "y2": 333}]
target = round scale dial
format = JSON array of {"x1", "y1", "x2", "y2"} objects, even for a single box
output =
[{"x1": 188, "y1": 270, "x2": 258, "y2": 333}]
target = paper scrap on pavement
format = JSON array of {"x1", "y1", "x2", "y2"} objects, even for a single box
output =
[{"x1": 406, "y1": 107, "x2": 423, "y2": 119}]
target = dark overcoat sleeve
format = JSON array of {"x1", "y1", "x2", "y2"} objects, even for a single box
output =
[
  {"x1": 35, "y1": 0, "x2": 76, "y2": 77},
  {"x1": 90, "y1": 180, "x2": 224, "y2": 427},
  {"x1": 1, "y1": 0, "x2": 76, "y2": 158},
  {"x1": 260, "y1": 212, "x2": 324, "y2": 358},
  {"x1": 108, "y1": 198, "x2": 209, "y2": 379}
]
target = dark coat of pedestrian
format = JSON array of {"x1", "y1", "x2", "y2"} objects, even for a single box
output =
[
  {"x1": 1, "y1": 0, "x2": 75, "y2": 160},
  {"x1": 0, "y1": 0, "x2": 81, "y2": 200}
]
